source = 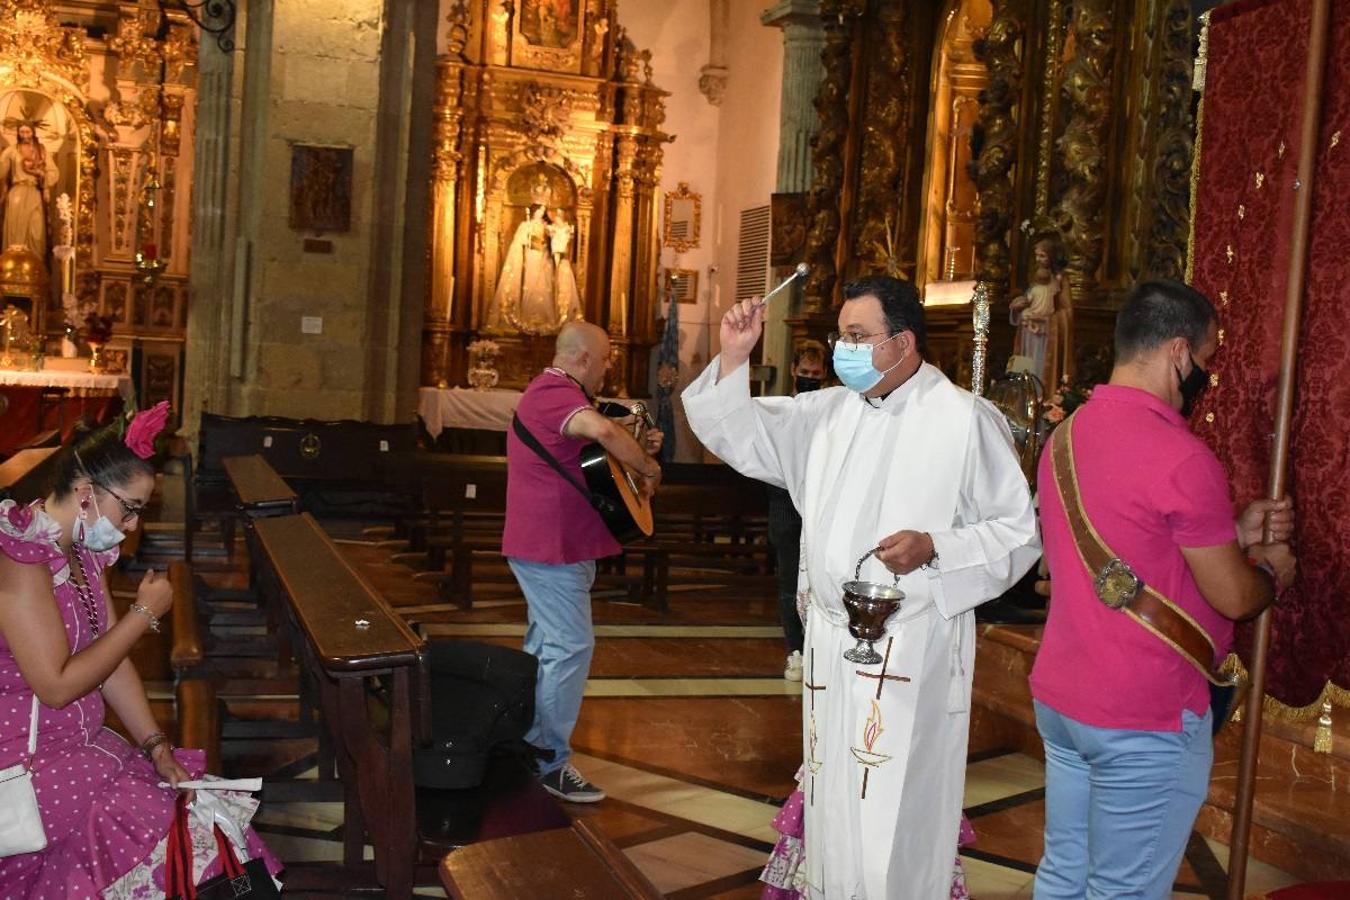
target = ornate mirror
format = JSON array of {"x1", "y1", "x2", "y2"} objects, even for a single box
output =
[{"x1": 663, "y1": 182, "x2": 701, "y2": 252}]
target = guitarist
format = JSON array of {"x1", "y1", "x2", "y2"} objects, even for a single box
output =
[{"x1": 503, "y1": 321, "x2": 663, "y2": 803}]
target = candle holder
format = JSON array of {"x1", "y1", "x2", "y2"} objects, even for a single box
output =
[{"x1": 135, "y1": 246, "x2": 166, "y2": 286}]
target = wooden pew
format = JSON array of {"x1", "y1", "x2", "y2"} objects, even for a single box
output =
[
  {"x1": 393, "y1": 453, "x2": 775, "y2": 609},
  {"x1": 253, "y1": 513, "x2": 429, "y2": 896},
  {"x1": 439, "y1": 818, "x2": 662, "y2": 900},
  {"x1": 188, "y1": 413, "x2": 417, "y2": 560},
  {"x1": 166, "y1": 561, "x2": 221, "y2": 773},
  {"x1": 0, "y1": 446, "x2": 60, "y2": 504},
  {"x1": 221, "y1": 454, "x2": 299, "y2": 517},
  {"x1": 169, "y1": 561, "x2": 205, "y2": 675},
  {"x1": 254, "y1": 513, "x2": 578, "y2": 896}
]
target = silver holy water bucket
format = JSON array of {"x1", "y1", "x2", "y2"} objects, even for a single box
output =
[{"x1": 840, "y1": 547, "x2": 905, "y2": 665}]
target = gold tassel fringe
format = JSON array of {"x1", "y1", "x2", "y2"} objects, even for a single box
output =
[
  {"x1": 1315, "y1": 701, "x2": 1334, "y2": 754},
  {"x1": 1219, "y1": 653, "x2": 1349, "y2": 753}
]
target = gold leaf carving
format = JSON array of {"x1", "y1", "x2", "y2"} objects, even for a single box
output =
[
  {"x1": 970, "y1": 0, "x2": 1025, "y2": 289},
  {"x1": 1052, "y1": 0, "x2": 1115, "y2": 301}
]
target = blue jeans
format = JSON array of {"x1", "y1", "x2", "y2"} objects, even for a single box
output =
[
  {"x1": 1034, "y1": 700, "x2": 1213, "y2": 899},
  {"x1": 509, "y1": 558, "x2": 597, "y2": 776}
]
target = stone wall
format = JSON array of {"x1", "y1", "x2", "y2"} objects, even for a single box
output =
[{"x1": 185, "y1": 0, "x2": 434, "y2": 430}]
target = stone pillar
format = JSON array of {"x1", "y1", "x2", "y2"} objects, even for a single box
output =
[
  {"x1": 700, "y1": 0, "x2": 730, "y2": 105},
  {"x1": 182, "y1": 34, "x2": 236, "y2": 437},
  {"x1": 762, "y1": 0, "x2": 825, "y2": 193},
  {"x1": 762, "y1": 0, "x2": 824, "y2": 392}
]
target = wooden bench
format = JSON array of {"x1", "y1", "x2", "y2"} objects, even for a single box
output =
[
  {"x1": 391, "y1": 453, "x2": 776, "y2": 609},
  {"x1": 0, "y1": 446, "x2": 60, "y2": 504},
  {"x1": 439, "y1": 818, "x2": 661, "y2": 900},
  {"x1": 253, "y1": 513, "x2": 579, "y2": 896},
  {"x1": 165, "y1": 561, "x2": 222, "y2": 773},
  {"x1": 221, "y1": 454, "x2": 299, "y2": 517},
  {"x1": 187, "y1": 413, "x2": 417, "y2": 560},
  {"x1": 253, "y1": 512, "x2": 428, "y2": 896}
]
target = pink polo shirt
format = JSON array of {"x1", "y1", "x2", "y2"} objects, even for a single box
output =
[
  {"x1": 502, "y1": 369, "x2": 621, "y2": 565},
  {"x1": 1029, "y1": 385, "x2": 1238, "y2": 731}
]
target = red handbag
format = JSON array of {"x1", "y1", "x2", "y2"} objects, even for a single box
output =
[{"x1": 164, "y1": 794, "x2": 278, "y2": 900}]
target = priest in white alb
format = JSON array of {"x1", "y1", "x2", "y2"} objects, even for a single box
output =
[{"x1": 682, "y1": 276, "x2": 1040, "y2": 899}]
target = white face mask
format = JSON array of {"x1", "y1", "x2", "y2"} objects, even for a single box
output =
[{"x1": 74, "y1": 491, "x2": 126, "y2": 552}]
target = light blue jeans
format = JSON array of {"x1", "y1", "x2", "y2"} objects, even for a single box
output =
[
  {"x1": 1034, "y1": 700, "x2": 1213, "y2": 899},
  {"x1": 509, "y1": 558, "x2": 597, "y2": 776}
]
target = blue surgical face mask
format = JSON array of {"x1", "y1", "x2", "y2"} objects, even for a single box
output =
[
  {"x1": 75, "y1": 491, "x2": 126, "y2": 552},
  {"x1": 832, "y1": 332, "x2": 903, "y2": 394}
]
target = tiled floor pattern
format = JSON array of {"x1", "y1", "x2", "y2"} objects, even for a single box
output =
[{"x1": 162, "y1": 527, "x2": 1306, "y2": 898}]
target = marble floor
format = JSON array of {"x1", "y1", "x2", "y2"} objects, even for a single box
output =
[{"x1": 133, "y1": 514, "x2": 1308, "y2": 899}]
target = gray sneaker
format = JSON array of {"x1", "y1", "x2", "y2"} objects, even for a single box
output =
[{"x1": 540, "y1": 764, "x2": 606, "y2": 803}]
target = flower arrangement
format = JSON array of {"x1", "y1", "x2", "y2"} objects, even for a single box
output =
[
  {"x1": 1041, "y1": 347, "x2": 1113, "y2": 429},
  {"x1": 466, "y1": 339, "x2": 501, "y2": 391},
  {"x1": 1042, "y1": 375, "x2": 1092, "y2": 427}
]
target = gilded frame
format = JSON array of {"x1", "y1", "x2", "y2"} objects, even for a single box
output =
[
  {"x1": 511, "y1": 0, "x2": 586, "y2": 74},
  {"x1": 665, "y1": 267, "x2": 698, "y2": 303},
  {"x1": 663, "y1": 182, "x2": 701, "y2": 253}
]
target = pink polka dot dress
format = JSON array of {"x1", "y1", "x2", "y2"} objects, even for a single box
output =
[{"x1": 0, "y1": 500, "x2": 280, "y2": 898}]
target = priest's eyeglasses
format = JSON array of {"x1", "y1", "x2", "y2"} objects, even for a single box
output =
[{"x1": 827, "y1": 330, "x2": 890, "y2": 349}]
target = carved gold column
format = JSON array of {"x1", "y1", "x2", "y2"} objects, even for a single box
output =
[
  {"x1": 1140, "y1": 0, "x2": 1194, "y2": 281},
  {"x1": 851, "y1": 2, "x2": 907, "y2": 276},
  {"x1": 422, "y1": 60, "x2": 465, "y2": 388},
  {"x1": 633, "y1": 134, "x2": 662, "y2": 340},
  {"x1": 1052, "y1": 0, "x2": 1115, "y2": 302},
  {"x1": 606, "y1": 131, "x2": 639, "y2": 397},
  {"x1": 1033, "y1": 0, "x2": 1065, "y2": 218},
  {"x1": 799, "y1": 0, "x2": 862, "y2": 315},
  {"x1": 970, "y1": 0, "x2": 1025, "y2": 292}
]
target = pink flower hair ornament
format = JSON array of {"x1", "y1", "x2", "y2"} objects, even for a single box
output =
[{"x1": 124, "y1": 400, "x2": 171, "y2": 459}]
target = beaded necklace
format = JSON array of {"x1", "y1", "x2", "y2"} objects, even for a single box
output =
[{"x1": 66, "y1": 545, "x2": 102, "y2": 638}]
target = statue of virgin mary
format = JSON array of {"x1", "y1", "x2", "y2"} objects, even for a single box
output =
[{"x1": 490, "y1": 203, "x2": 557, "y2": 334}]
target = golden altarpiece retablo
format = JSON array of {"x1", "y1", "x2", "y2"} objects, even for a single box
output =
[
  {"x1": 422, "y1": 0, "x2": 669, "y2": 397},
  {"x1": 0, "y1": 0, "x2": 196, "y2": 411},
  {"x1": 791, "y1": 0, "x2": 1197, "y2": 392}
]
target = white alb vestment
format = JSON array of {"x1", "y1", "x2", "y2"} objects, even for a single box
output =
[{"x1": 683, "y1": 360, "x2": 1040, "y2": 899}]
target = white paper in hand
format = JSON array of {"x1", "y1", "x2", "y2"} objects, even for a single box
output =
[{"x1": 158, "y1": 777, "x2": 263, "y2": 792}]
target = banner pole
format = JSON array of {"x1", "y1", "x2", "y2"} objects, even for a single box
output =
[{"x1": 1225, "y1": 0, "x2": 1331, "y2": 895}]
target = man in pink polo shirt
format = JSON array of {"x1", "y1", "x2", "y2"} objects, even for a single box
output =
[
  {"x1": 503, "y1": 321, "x2": 662, "y2": 803},
  {"x1": 1031, "y1": 280, "x2": 1295, "y2": 897}
]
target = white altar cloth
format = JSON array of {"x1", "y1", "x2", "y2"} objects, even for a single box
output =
[
  {"x1": 418, "y1": 386, "x2": 636, "y2": 439},
  {"x1": 0, "y1": 368, "x2": 135, "y2": 402},
  {"x1": 418, "y1": 387, "x2": 525, "y2": 438}
]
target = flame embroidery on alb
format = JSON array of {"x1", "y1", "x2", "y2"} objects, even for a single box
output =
[{"x1": 850, "y1": 699, "x2": 893, "y2": 799}]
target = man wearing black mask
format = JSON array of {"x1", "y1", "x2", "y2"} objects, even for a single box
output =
[
  {"x1": 1031, "y1": 280, "x2": 1295, "y2": 897},
  {"x1": 768, "y1": 341, "x2": 828, "y2": 681}
]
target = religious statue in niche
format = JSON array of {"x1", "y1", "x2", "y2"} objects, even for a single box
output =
[
  {"x1": 0, "y1": 92, "x2": 72, "y2": 261},
  {"x1": 487, "y1": 165, "x2": 583, "y2": 335},
  {"x1": 1009, "y1": 233, "x2": 1073, "y2": 391},
  {"x1": 520, "y1": 0, "x2": 581, "y2": 49},
  {"x1": 548, "y1": 207, "x2": 580, "y2": 315}
]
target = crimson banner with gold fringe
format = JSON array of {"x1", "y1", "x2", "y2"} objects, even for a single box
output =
[{"x1": 1189, "y1": 0, "x2": 1350, "y2": 721}]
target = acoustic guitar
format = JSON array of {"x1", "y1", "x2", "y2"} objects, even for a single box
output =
[{"x1": 580, "y1": 401, "x2": 656, "y2": 544}]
